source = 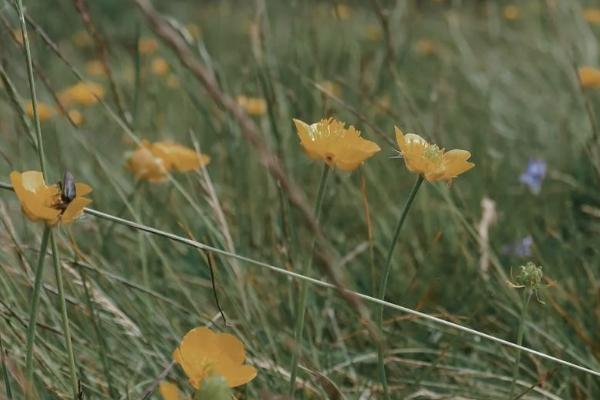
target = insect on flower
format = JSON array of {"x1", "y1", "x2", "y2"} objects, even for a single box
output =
[{"x1": 57, "y1": 171, "x2": 77, "y2": 211}]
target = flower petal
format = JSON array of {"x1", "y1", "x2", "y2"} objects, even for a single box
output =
[{"x1": 60, "y1": 196, "x2": 91, "y2": 224}]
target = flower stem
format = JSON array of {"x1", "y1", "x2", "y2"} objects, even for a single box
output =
[
  {"x1": 508, "y1": 289, "x2": 532, "y2": 399},
  {"x1": 50, "y1": 233, "x2": 79, "y2": 399},
  {"x1": 288, "y1": 164, "x2": 330, "y2": 396},
  {"x1": 376, "y1": 175, "x2": 424, "y2": 400},
  {"x1": 16, "y1": 0, "x2": 46, "y2": 177},
  {"x1": 24, "y1": 226, "x2": 51, "y2": 397}
]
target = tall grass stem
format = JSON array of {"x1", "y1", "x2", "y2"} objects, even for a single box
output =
[
  {"x1": 288, "y1": 165, "x2": 330, "y2": 396},
  {"x1": 376, "y1": 175, "x2": 424, "y2": 400},
  {"x1": 509, "y1": 289, "x2": 533, "y2": 399}
]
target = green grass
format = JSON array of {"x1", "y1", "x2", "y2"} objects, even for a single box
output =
[{"x1": 1, "y1": 0, "x2": 600, "y2": 398}]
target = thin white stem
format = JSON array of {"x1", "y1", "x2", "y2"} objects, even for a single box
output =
[{"x1": 0, "y1": 182, "x2": 599, "y2": 378}]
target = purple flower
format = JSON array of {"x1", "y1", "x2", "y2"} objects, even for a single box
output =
[
  {"x1": 502, "y1": 235, "x2": 533, "y2": 258},
  {"x1": 519, "y1": 159, "x2": 547, "y2": 194}
]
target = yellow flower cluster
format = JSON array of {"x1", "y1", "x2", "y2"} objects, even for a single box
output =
[{"x1": 126, "y1": 140, "x2": 210, "y2": 182}]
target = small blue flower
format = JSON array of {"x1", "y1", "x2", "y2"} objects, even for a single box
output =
[
  {"x1": 502, "y1": 235, "x2": 533, "y2": 258},
  {"x1": 519, "y1": 159, "x2": 547, "y2": 194}
]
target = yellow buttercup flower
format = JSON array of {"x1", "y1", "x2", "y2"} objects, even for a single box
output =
[
  {"x1": 67, "y1": 109, "x2": 84, "y2": 127},
  {"x1": 293, "y1": 118, "x2": 381, "y2": 171},
  {"x1": 159, "y1": 382, "x2": 184, "y2": 400},
  {"x1": 584, "y1": 8, "x2": 600, "y2": 24},
  {"x1": 126, "y1": 142, "x2": 169, "y2": 182},
  {"x1": 72, "y1": 31, "x2": 93, "y2": 48},
  {"x1": 24, "y1": 101, "x2": 55, "y2": 122},
  {"x1": 317, "y1": 80, "x2": 341, "y2": 97},
  {"x1": 578, "y1": 66, "x2": 600, "y2": 88},
  {"x1": 10, "y1": 170, "x2": 92, "y2": 226},
  {"x1": 415, "y1": 39, "x2": 437, "y2": 56},
  {"x1": 138, "y1": 38, "x2": 158, "y2": 55},
  {"x1": 236, "y1": 96, "x2": 267, "y2": 116},
  {"x1": 173, "y1": 327, "x2": 257, "y2": 390},
  {"x1": 395, "y1": 127, "x2": 474, "y2": 182},
  {"x1": 58, "y1": 81, "x2": 105, "y2": 107},
  {"x1": 151, "y1": 57, "x2": 170, "y2": 76},
  {"x1": 503, "y1": 5, "x2": 520, "y2": 21},
  {"x1": 85, "y1": 60, "x2": 106, "y2": 77},
  {"x1": 126, "y1": 140, "x2": 210, "y2": 182}
]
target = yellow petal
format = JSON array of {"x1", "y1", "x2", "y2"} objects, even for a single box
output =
[
  {"x1": 159, "y1": 382, "x2": 181, "y2": 400},
  {"x1": 152, "y1": 142, "x2": 210, "y2": 172},
  {"x1": 217, "y1": 364, "x2": 257, "y2": 388},
  {"x1": 75, "y1": 182, "x2": 93, "y2": 196},
  {"x1": 60, "y1": 196, "x2": 92, "y2": 224}
]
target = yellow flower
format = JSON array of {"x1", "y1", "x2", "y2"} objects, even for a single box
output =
[
  {"x1": 166, "y1": 74, "x2": 180, "y2": 88},
  {"x1": 584, "y1": 8, "x2": 600, "y2": 24},
  {"x1": 72, "y1": 31, "x2": 93, "y2": 48},
  {"x1": 186, "y1": 23, "x2": 202, "y2": 39},
  {"x1": 85, "y1": 60, "x2": 106, "y2": 77},
  {"x1": 173, "y1": 327, "x2": 257, "y2": 390},
  {"x1": 415, "y1": 39, "x2": 437, "y2": 56},
  {"x1": 333, "y1": 4, "x2": 352, "y2": 20},
  {"x1": 159, "y1": 382, "x2": 184, "y2": 400},
  {"x1": 67, "y1": 110, "x2": 84, "y2": 127},
  {"x1": 126, "y1": 142, "x2": 169, "y2": 182},
  {"x1": 236, "y1": 96, "x2": 267, "y2": 116},
  {"x1": 24, "y1": 101, "x2": 55, "y2": 122},
  {"x1": 364, "y1": 24, "x2": 382, "y2": 41},
  {"x1": 58, "y1": 81, "x2": 105, "y2": 107},
  {"x1": 503, "y1": 5, "x2": 520, "y2": 21},
  {"x1": 293, "y1": 118, "x2": 381, "y2": 171},
  {"x1": 138, "y1": 38, "x2": 158, "y2": 55},
  {"x1": 578, "y1": 66, "x2": 600, "y2": 88},
  {"x1": 317, "y1": 80, "x2": 341, "y2": 97},
  {"x1": 151, "y1": 57, "x2": 170, "y2": 76},
  {"x1": 126, "y1": 140, "x2": 210, "y2": 182},
  {"x1": 395, "y1": 127, "x2": 474, "y2": 182},
  {"x1": 10, "y1": 170, "x2": 92, "y2": 226},
  {"x1": 151, "y1": 141, "x2": 210, "y2": 172}
]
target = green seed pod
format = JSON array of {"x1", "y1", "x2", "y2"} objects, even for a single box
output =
[
  {"x1": 194, "y1": 376, "x2": 232, "y2": 400},
  {"x1": 515, "y1": 262, "x2": 543, "y2": 290}
]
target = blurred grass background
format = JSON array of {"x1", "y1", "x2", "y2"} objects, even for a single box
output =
[{"x1": 1, "y1": 0, "x2": 600, "y2": 398}]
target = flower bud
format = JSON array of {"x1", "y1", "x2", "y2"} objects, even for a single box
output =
[{"x1": 514, "y1": 262, "x2": 543, "y2": 289}]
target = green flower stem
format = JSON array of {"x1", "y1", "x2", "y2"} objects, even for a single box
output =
[
  {"x1": 288, "y1": 164, "x2": 330, "y2": 396},
  {"x1": 50, "y1": 233, "x2": 79, "y2": 399},
  {"x1": 16, "y1": 0, "x2": 46, "y2": 177},
  {"x1": 24, "y1": 226, "x2": 51, "y2": 397},
  {"x1": 376, "y1": 174, "x2": 424, "y2": 400},
  {"x1": 509, "y1": 289, "x2": 533, "y2": 399}
]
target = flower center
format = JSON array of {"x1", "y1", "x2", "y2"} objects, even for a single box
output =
[
  {"x1": 424, "y1": 144, "x2": 443, "y2": 162},
  {"x1": 324, "y1": 152, "x2": 335, "y2": 164}
]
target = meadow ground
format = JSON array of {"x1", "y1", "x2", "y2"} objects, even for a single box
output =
[{"x1": 1, "y1": 0, "x2": 600, "y2": 399}]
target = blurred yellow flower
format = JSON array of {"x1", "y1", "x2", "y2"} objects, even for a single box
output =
[
  {"x1": 10, "y1": 170, "x2": 92, "y2": 226},
  {"x1": 24, "y1": 101, "x2": 55, "y2": 122},
  {"x1": 293, "y1": 118, "x2": 381, "y2": 171},
  {"x1": 365, "y1": 24, "x2": 382, "y2": 41},
  {"x1": 139, "y1": 38, "x2": 158, "y2": 55},
  {"x1": 72, "y1": 31, "x2": 93, "y2": 48},
  {"x1": 85, "y1": 60, "x2": 106, "y2": 77},
  {"x1": 151, "y1": 57, "x2": 170, "y2": 76},
  {"x1": 395, "y1": 127, "x2": 474, "y2": 182},
  {"x1": 126, "y1": 140, "x2": 210, "y2": 182},
  {"x1": 317, "y1": 80, "x2": 341, "y2": 97},
  {"x1": 152, "y1": 141, "x2": 210, "y2": 172},
  {"x1": 12, "y1": 29, "x2": 25, "y2": 45},
  {"x1": 58, "y1": 81, "x2": 105, "y2": 107},
  {"x1": 236, "y1": 96, "x2": 267, "y2": 116},
  {"x1": 333, "y1": 4, "x2": 352, "y2": 20},
  {"x1": 159, "y1": 382, "x2": 184, "y2": 400},
  {"x1": 173, "y1": 327, "x2": 257, "y2": 390},
  {"x1": 126, "y1": 142, "x2": 168, "y2": 182},
  {"x1": 503, "y1": 5, "x2": 520, "y2": 21},
  {"x1": 579, "y1": 66, "x2": 600, "y2": 88},
  {"x1": 166, "y1": 74, "x2": 180, "y2": 88},
  {"x1": 415, "y1": 39, "x2": 437, "y2": 56},
  {"x1": 67, "y1": 109, "x2": 84, "y2": 127},
  {"x1": 583, "y1": 8, "x2": 600, "y2": 24},
  {"x1": 186, "y1": 23, "x2": 202, "y2": 39}
]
